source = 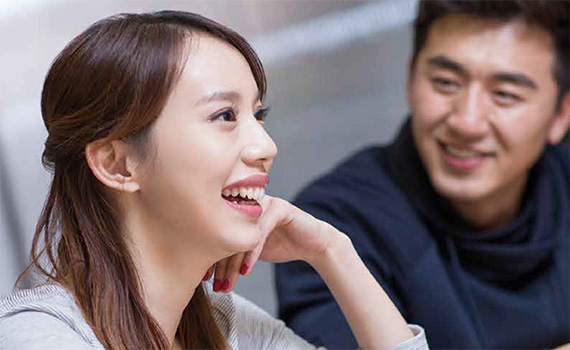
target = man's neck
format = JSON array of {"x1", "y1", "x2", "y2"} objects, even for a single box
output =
[{"x1": 450, "y1": 172, "x2": 529, "y2": 231}]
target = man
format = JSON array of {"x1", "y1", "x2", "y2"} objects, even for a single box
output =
[{"x1": 275, "y1": 1, "x2": 570, "y2": 348}]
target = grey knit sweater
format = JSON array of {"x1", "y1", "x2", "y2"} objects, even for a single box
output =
[{"x1": 0, "y1": 283, "x2": 427, "y2": 349}]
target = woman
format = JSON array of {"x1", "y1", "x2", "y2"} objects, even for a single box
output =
[{"x1": 0, "y1": 11, "x2": 427, "y2": 350}]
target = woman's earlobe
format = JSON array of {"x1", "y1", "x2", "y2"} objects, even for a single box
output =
[{"x1": 85, "y1": 139, "x2": 141, "y2": 193}]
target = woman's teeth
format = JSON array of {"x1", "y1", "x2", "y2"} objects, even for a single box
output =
[{"x1": 222, "y1": 187, "x2": 265, "y2": 201}]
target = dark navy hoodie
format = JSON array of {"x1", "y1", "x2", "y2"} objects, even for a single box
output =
[{"x1": 275, "y1": 120, "x2": 569, "y2": 349}]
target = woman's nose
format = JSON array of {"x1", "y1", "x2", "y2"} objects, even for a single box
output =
[{"x1": 240, "y1": 118, "x2": 278, "y2": 170}]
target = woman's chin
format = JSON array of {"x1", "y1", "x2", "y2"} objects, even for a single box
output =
[{"x1": 224, "y1": 228, "x2": 264, "y2": 254}]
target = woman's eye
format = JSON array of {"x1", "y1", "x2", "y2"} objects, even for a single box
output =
[
  {"x1": 255, "y1": 107, "x2": 270, "y2": 122},
  {"x1": 212, "y1": 110, "x2": 236, "y2": 122}
]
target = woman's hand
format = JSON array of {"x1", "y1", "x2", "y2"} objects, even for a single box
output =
[
  {"x1": 209, "y1": 195, "x2": 342, "y2": 292},
  {"x1": 209, "y1": 195, "x2": 416, "y2": 349},
  {"x1": 252, "y1": 195, "x2": 341, "y2": 264}
]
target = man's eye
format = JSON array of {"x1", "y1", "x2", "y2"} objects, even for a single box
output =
[
  {"x1": 212, "y1": 110, "x2": 236, "y2": 122},
  {"x1": 432, "y1": 77, "x2": 460, "y2": 93},
  {"x1": 493, "y1": 90, "x2": 521, "y2": 104},
  {"x1": 255, "y1": 107, "x2": 270, "y2": 122}
]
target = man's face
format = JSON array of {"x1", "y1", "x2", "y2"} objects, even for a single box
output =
[{"x1": 408, "y1": 15, "x2": 570, "y2": 210}]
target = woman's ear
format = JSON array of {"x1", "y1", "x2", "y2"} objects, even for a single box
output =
[
  {"x1": 548, "y1": 92, "x2": 570, "y2": 144},
  {"x1": 85, "y1": 139, "x2": 140, "y2": 193}
]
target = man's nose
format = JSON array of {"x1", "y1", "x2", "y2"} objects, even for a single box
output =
[{"x1": 447, "y1": 84, "x2": 490, "y2": 140}]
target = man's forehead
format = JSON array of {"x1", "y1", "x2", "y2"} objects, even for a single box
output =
[
  {"x1": 421, "y1": 14, "x2": 556, "y2": 77},
  {"x1": 427, "y1": 14, "x2": 553, "y2": 47}
]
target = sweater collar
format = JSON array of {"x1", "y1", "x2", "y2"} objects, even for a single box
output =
[{"x1": 387, "y1": 118, "x2": 567, "y2": 285}]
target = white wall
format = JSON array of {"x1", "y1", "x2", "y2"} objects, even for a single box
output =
[{"x1": 0, "y1": 0, "x2": 415, "y2": 316}]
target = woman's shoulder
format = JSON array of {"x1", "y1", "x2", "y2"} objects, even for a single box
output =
[
  {"x1": 1, "y1": 283, "x2": 70, "y2": 309},
  {"x1": 208, "y1": 285, "x2": 426, "y2": 350},
  {"x1": 205, "y1": 283, "x2": 279, "y2": 329},
  {"x1": 205, "y1": 283, "x2": 317, "y2": 350},
  {"x1": 0, "y1": 284, "x2": 103, "y2": 349}
]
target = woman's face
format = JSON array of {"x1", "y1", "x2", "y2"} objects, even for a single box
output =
[{"x1": 133, "y1": 34, "x2": 277, "y2": 256}]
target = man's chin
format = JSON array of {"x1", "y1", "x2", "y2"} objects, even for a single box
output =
[{"x1": 431, "y1": 174, "x2": 491, "y2": 204}]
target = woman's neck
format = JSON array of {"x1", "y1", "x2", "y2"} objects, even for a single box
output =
[
  {"x1": 122, "y1": 206, "x2": 223, "y2": 348},
  {"x1": 135, "y1": 251, "x2": 202, "y2": 347}
]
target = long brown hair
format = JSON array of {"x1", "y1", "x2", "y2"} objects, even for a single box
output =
[{"x1": 19, "y1": 11, "x2": 266, "y2": 349}]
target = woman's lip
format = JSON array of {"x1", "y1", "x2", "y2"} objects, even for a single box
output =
[
  {"x1": 223, "y1": 174, "x2": 269, "y2": 191},
  {"x1": 223, "y1": 199, "x2": 263, "y2": 219}
]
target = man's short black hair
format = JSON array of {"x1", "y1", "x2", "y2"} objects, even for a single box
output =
[{"x1": 412, "y1": 0, "x2": 569, "y2": 107}]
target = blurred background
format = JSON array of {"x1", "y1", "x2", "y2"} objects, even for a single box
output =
[{"x1": 0, "y1": 0, "x2": 416, "y2": 316}]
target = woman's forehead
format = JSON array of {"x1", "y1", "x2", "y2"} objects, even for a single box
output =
[{"x1": 176, "y1": 34, "x2": 259, "y2": 104}]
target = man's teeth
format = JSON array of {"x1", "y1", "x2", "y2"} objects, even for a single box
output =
[
  {"x1": 222, "y1": 187, "x2": 265, "y2": 201},
  {"x1": 444, "y1": 145, "x2": 482, "y2": 158}
]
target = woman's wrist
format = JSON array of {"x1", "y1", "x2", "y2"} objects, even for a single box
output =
[
  {"x1": 305, "y1": 225, "x2": 354, "y2": 273},
  {"x1": 303, "y1": 223, "x2": 415, "y2": 349}
]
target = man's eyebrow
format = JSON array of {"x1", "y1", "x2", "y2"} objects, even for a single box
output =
[
  {"x1": 492, "y1": 73, "x2": 538, "y2": 90},
  {"x1": 427, "y1": 55, "x2": 466, "y2": 75},
  {"x1": 195, "y1": 91, "x2": 262, "y2": 106},
  {"x1": 427, "y1": 55, "x2": 539, "y2": 90}
]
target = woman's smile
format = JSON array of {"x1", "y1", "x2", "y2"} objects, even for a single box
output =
[{"x1": 222, "y1": 173, "x2": 269, "y2": 219}]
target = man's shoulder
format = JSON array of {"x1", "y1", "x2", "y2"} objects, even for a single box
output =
[
  {"x1": 548, "y1": 143, "x2": 570, "y2": 174},
  {"x1": 293, "y1": 144, "x2": 433, "y2": 265},
  {"x1": 296, "y1": 144, "x2": 399, "y2": 200}
]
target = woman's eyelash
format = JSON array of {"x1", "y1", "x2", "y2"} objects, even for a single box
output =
[
  {"x1": 255, "y1": 107, "x2": 271, "y2": 121},
  {"x1": 211, "y1": 109, "x2": 236, "y2": 122},
  {"x1": 211, "y1": 107, "x2": 270, "y2": 123}
]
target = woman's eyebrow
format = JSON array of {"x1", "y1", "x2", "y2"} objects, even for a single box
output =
[{"x1": 195, "y1": 91, "x2": 240, "y2": 106}]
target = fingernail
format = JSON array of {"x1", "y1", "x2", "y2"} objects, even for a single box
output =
[
  {"x1": 213, "y1": 279, "x2": 221, "y2": 292},
  {"x1": 222, "y1": 279, "x2": 230, "y2": 292},
  {"x1": 240, "y1": 263, "x2": 249, "y2": 275},
  {"x1": 203, "y1": 271, "x2": 211, "y2": 281}
]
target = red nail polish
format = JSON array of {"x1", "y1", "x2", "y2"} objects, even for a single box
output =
[
  {"x1": 222, "y1": 279, "x2": 230, "y2": 291},
  {"x1": 203, "y1": 271, "x2": 211, "y2": 281},
  {"x1": 213, "y1": 279, "x2": 221, "y2": 292},
  {"x1": 240, "y1": 263, "x2": 249, "y2": 275}
]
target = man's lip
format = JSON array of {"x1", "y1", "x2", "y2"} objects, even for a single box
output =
[
  {"x1": 437, "y1": 140, "x2": 494, "y2": 156},
  {"x1": 222, "y1": 174, "x2": 269, "y2": 191}
]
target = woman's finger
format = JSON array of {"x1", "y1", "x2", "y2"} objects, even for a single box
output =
[
  {"x1": 258, "y1": 196, "x2": 292, "y2": 237},
  {"x1": 213, "y1": 260, "x2": 227, "y2": 292},
  {"x1": 223, "y1": 253, "x2": 245, "y2": 292},
  {"x1": 241, "y1": 240, "x2": 265, "y2": 276},
  {"x1": 202, "y1": 266, "x2": 214, "y2": 282}
]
